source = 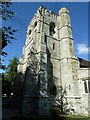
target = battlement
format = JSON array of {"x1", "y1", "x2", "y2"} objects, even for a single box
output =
[
  {"x1": 28, "y1": 5, "x2": 59, "y2": 28},
  {"x1": 38, "y1": 5, "x2": 59, "y2": 19},
  {"x1": 27, "y1": 6, "x2": 70, "y2": 37}
]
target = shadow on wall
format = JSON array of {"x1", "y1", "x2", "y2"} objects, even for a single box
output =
[
  {"x1": 12, "y1": 30, "x2": 58, "y2": 115},
  {"x1": 12, "y1": 72, "x2": 25, "y2": 111},
  {"x1": 47, "y1": 48, "x2": 57, "y2": 97}
]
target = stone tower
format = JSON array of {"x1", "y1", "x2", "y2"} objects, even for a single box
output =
[{"x1": 17, "y1": 6, "x2": 85, "y2": 116}]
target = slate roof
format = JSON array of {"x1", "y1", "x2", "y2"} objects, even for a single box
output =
[{"x1": 78, "y1": 57, "x2": 90, "y2": 68}]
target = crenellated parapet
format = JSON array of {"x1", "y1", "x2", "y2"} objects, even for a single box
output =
[
  {"x1": 26, "y1": 5, "x2": 58, "y2": 35},
  {"x1": 37, "y1": 5, "x2": 58, "y2": 20}
]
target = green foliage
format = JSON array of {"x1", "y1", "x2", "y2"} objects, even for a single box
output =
[
  {"x1": 5, "y1": 57, "x2": 19, "y2": 82},
  {"x1": 1, "y1": 2, "x2": 15, "y2": 20},
  {"x1": 50, "y1": 106, "x2": 90, "y2": 120},
  {"x1": 1, "y1": 2, "x2": 17, "y2": 49},
  {"x1": 2, "y1": 26, "x2": 17, "y2": 48},
  {"x1": 2, "y1": 57, "x2": 19, "y2": 97},
  {"x1": 50, "y1": 106, "x2": 62, "y2": 118},
  {"x1": 0, "y1": 2, "x2": 17, "y2": 69},
  {"x1": 2, "y1": 73, "x2": 11, "y2": 97}
]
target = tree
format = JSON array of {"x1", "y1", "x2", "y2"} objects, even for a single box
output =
[
  {"x1": 2, "y1": 72, "x2": 11, "y2": 97},
  {"x1": 2, "y1": 57, "x2": 19, "y2": 97},
  {"x1": 0, "y1": 2, "x2": 17, "y2": 69},
  {"x1": 5, "y1": 57, "x2": 19, "y2": 81}
]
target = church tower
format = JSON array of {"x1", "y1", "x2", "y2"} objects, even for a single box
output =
[{"x1": 17, "y1": 6, "x2": 80, "y2": 116}]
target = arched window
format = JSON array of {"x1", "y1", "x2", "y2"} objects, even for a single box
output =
[
  {"x1": 34, "y1": 21, "x2": 37, "y2": 28},
  {"x1": 28, "y1": 29, "x2": 31, "y2": 35},
  {"x1": 49, "y1": 22, "x2": 55, "y2": 36},
  {"x1": 50, "y1": 85, "x2": 57, "y2": 95}
]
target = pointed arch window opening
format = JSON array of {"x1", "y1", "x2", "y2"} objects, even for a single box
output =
[
  {"x1": 28, "y1": 29, "x2": 31, "y2": 35},
  {"x1": 34, "y1": 21, "x2": 37, "y2": 28},
  {"x1": 49, "y1": 22, "x2": 56, "y2": 36}
]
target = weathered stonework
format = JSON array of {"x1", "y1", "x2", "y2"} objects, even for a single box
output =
[{"x1": 17, "y1": 6, "x2": 90, "y2": 116}]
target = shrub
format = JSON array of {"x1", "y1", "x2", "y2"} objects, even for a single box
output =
[{"x1": 50, "y1": 106, "x2": 63, "y2": 118}]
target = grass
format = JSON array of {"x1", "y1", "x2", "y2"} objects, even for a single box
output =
[
  {"x1": 2, "y1": 115, "x2": 90, "y2": 120},
  {"x1": 64, "y1": 115, "x2": 90, "y2": 120}
]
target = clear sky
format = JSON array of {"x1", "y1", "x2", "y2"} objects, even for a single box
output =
[{"x1": 2, "y1": 2, "x2": 89, "y2": 72}]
